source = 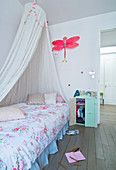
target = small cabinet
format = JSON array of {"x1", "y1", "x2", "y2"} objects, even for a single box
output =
[{"x1": 69, "y1": 95, "x2": 97, "y2": 128}]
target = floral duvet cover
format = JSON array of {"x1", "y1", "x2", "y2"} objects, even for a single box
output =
[{"x1": 0, "y1": 103, "x2": 69, "y2": 170}]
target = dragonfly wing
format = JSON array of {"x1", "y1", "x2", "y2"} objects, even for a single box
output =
[
  {"x1": 52, "y1": 46, "x2": 64, "y2": 51},
  {"x1": 52, "y1": 40, "x2": 64, "y2": 46},
  {"x1": 66, "y1": 43, "x2": 79, "y2": 49},
  {"x1": 66, "y1": 36, "x2": 80, "y2": 45}
]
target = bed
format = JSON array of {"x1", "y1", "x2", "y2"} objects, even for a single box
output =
[{"x1": 0, "y1": 102, "x2": 69, "y2": 170}]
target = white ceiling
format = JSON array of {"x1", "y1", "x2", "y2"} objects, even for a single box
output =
[{"x1": 18, "y1": 0, "x2": 116, "y2": 25}]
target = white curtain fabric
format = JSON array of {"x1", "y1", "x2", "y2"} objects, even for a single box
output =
[{"x1": 0, "y1": 3, "x2": 66, "y2": 106}]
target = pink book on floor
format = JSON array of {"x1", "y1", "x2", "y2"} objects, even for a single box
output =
[{"x1": 65, "y1": 151, "x2": 86, "y2": 163}]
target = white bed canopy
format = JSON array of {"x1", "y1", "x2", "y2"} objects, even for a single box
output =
[{"x1": 0, "y1": 2, "x2": 66, "y2": 106}]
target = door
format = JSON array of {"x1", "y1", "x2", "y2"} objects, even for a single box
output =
[
  {"x1": 103, "y1": 54, "x2": 116, "y2": 105},
  {"x1": 85, "y1": 98, "x2": 95, "y2": 127}
]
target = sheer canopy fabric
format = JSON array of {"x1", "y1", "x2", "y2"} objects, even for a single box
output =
[{"x1": 0, "y1": 3, "x2": 66, "y2": 106}]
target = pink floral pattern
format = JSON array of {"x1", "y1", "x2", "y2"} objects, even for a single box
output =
[{"x1": 0, "y1": 103, "x2": 69, "y2": 170}]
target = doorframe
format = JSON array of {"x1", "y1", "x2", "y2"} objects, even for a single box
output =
[
  {"x1": 100, "y1": 51, "x2": 116, "y2": 105},
  {"x1": 98, "y1": 28, "x2": 116, "y2": 124},
  {"x1": 96, "y1": 30, "x2": 101, "y2": 125}
]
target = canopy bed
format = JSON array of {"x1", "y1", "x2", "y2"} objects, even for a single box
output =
[{"x1": 0, "y1": 2, "x2": 69, "y2": 170}]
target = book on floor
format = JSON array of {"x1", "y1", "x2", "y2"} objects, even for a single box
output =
[{"x1": 65, "y1": 151, "x2": 86, "y2": 163}]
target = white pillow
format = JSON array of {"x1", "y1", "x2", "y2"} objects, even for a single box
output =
[
  {"x1": 44, "y1": 93, "x2": 56, "y2": 105},
  {"x1": 0, "y1": 106, "x2": 25, "y2": 122}
]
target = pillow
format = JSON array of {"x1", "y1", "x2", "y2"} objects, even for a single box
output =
[
  {"x1": 27, "y1": 94, "x2": 45, "y2": 105},
  {"x1": 56, "y1": 95, "x2": 66, "y2": 103},
  {"x1": 0, "y1": 106, "x2": 25, "y2": 122},
  {"x1": 44, "y1": 93, "x2": 56, "y2": 105}
]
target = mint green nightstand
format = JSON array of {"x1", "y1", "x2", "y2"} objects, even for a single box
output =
[{"x1": 69, "y1": 95, "x2": 97, "y2": 128}]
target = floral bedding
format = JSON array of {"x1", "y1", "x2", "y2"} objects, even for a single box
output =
[{"x1": 0, "y1": 103, "x2": 69, "y2": 170}]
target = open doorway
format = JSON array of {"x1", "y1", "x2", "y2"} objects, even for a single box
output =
[{"x1": 100, "y1": 29, "x2": 116, "y2": 125}]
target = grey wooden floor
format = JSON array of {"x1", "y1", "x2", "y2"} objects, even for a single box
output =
[
  {"x1": 100, "y1": 104, "x2": 116, "y2": 126},
  {"x1": 43, "y1": 105, "x2": 116, "y2": 170}
]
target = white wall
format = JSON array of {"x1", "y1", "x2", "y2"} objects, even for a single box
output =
[
  {"x1": 49, "y1": 11, "x2": 116, "y2": 123},
  {"x1": 0, "y1": 0, "x2": 23, "y2": 69}
]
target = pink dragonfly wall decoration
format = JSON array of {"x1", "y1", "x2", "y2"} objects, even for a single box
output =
[{"x1": 52, "y1": 36, "x2": 80, "y2": 62}]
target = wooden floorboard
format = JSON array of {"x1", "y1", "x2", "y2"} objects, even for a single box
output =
[
  {"x1": 103, "y1": 125, "x2": 115, "y2": 147},
  {"x1": 113, "y1": 126, "x2": 116, "y2": 133},
  {"x1": 87, "y1": 128, "x2": 96, "y2": 170},
  {"x1": 58, "y1": 133, "x2": 78, "y2": 170},
  {"x1": 102, "y1": 144, "x2": 116, "y2": 170},
  {"x1": 44, "y1": 135, "x2": 71, "y2": 170},
  {"x1": 43, "y1": 104, "x2": 116, "y2": 170},
  {"x1": 57, "y1": 125, "x2": 80, "y2": 170},
  {"x1": 108, "y1": 126, "x2": 116, "y2": 147},
  {"x1": 95, "y1": 126, "x2": 104, "y2": 160},
  {"x1": 100, "y1": 104, "x2": 116, "y2": 126},
  {"x1": 99, "y1": 125, "x2": 108, "y2": 145},
  {"x1": 96, "y1": 158, "x2": 106, "y2": 170},
  {"x1": 78, "y1": 127, "x2": 89, "y2": 170}
]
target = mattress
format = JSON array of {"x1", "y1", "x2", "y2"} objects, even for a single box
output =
[{"x1": 0, "y1": 103, "x2": 69, "y2": 170}]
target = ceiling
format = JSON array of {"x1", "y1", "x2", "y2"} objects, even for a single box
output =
[{"x1": 18, "y1": 0, "x2": 116, "y2": 25}]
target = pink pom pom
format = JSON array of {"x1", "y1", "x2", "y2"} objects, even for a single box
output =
[{"x1": 42, "y1": 106, "x2": 46, "y2": 109}]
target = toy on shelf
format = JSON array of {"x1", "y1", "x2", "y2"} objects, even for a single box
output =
[
  {"x1": 74, "y1": 90, "x2": 80, "y2": 97},
  {"x1": 73, "y1": 90, "x2": 97, "y2": 98},
  {"x1": 100, "y1": 92, "x2": 104, "y2": 104}
]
